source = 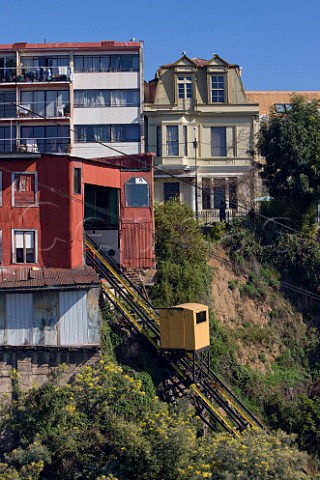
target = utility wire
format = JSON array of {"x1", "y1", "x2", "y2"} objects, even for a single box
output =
[{"x1": 0, "y1": 94, "x2": 315, "y2": 238}]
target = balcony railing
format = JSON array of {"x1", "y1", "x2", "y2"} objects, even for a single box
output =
[
  {"x1": 198, "y1": 209, "x2": 246, "y2": 224},
  {"x1": 0, "y1": 66, "x2": 72, "y2": 83},
  {"x1": 0, "y1": 138, "x2": 70, "y2": 154},
  {"x1": 15, "y1": 102, "x2": 71, "y2": 118}
]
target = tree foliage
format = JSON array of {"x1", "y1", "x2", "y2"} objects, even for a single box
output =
[
  {"x1": 0, "y1": 361, "x2": 316, "y2": 479},
  {"x1": 257, "y1": 95, "x2": 320, "y2": 230},
  {"x1": 151, "y1": 199, "x2": 212, "y2": 306}
]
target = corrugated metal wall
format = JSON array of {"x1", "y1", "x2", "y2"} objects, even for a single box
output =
[
  {"x1": 1, "y1": 287, "x2": 100, "y2": 347},
  {"x1": 122, "y1": 221, "x2": 154, "y2": 269},
  {"x1": 59, "y1": 290, "x2": 88, "y2": 345},
  {"x1": 33, "y1": 291, "x2": 58, "y2": 345},
  {"x1": 6, "y1": 293, "x2": 33, "y2": 345}
]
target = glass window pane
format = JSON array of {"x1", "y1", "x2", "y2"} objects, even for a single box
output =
[
  {"x1": 166, "y1": 126, "x2": 179, "y2": 156},
  {"x1": 126, "y1": 177, "x2": 149, "y2": 207},
  {"x1": 74, "y1": 57, "x2": 83, "y2": 72},
  {"x1": 211, "y1": 127, "x2": 226, "y2": 156}
]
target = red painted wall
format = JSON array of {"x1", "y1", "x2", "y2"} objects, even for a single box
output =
[
  {"x1": 120, "y1": 168, "x2": 155, "y2": 269},
  {"x1": 0, "y1": 153, "x2": 155, "y2": 270}
]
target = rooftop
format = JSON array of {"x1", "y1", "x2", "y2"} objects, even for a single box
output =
[
  {"x1": 0, "y1": 265, "x2": 100, "y2": 291},
  {"x1": 246, "y1": 91, "x2": 320, "y2": 116},
  {"x1": 0, "y1": 40, "x2": 141, "y2": 53}
]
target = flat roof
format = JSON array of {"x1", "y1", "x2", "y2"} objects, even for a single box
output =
[{"x1": 0, "y1": 40, "x2": 141, "y2": 53}]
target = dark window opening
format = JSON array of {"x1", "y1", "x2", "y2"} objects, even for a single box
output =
[
  {"x1": 229, "y1": 180, "x2": 237, "y2": 209},
  {"x1": 164, "y1": 182, "x2": 180, "y2": 202},
  {"x1": 73, "y1": 168, "x2": 82, "y2": 195},
  {"x1": 196, "y1": 311, "x2": 207, "y2": 324},
  {"x1": 84, "y1": 184, "x2": 119, "y2": 229},
  {"x1": 202, "y1": 178, "x2": 211, "y2": 209}
]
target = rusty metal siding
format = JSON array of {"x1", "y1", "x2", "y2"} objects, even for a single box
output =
[
  {"x1": 87, "y1": 287, "x2": 100, "y2": 343},
  {"x1": 33, "y1": 291, "x2": 58, "y2": 346},
  {"x1": 0, "y1": 294, "x2": 5, "y2": 345},
  {"x1": 59, "y1": 290, "x2": 88, "y2": 345},
  {"x1": 122, "y1": 221, "x2": 154, "y2": 269},
  {"x1": 6, "y1": 293, "x2": 33, "y2": 345}
]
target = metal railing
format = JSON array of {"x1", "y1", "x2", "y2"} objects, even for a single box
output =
[
  {"x1": 15, "y1": 101, "x2": 71, "y2": 118},
  {"x1": 0, "y1": 66, "x2": 71, "y2": 83},
  {"x1": 0, "y1": 138, "x2": 70, "y2": 154},
  {"x1": 198, "y1": 209, "x2": 246, "y2": 224}
]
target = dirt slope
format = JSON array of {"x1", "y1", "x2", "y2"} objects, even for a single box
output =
[{"x1": 209, "y1": 247, "x2": 305, "y2": 374}]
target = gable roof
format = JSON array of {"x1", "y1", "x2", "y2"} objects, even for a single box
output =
[
  {"x1": 160, "y1": 54, "x2": 238, "y2": 70},
  {"x1": 246, "y1": 91, "x2": 320, "y2": 116}
]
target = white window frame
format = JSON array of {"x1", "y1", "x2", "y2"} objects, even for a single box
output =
[
  {"x1": 166, "y1": 125, "x2": 179, "y2": 156},
  {"x1": 11, "y1": 172, "x2": 38, "y2": 207},
  {"x1": 177, "y1": 76, "x2": 193, "y2": 99},
  {"x1": 210, "y1": 75, "x2": 225, "y2": 103},
  {"x1": 12, "y1": 229, "x2": 38, "y2": 264}
]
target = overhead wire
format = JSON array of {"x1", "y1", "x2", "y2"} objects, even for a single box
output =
[
  {"x1": 1, "y1": 95, "x2": 320, "y2": 302},
  {"x1": 0, "y1": 93, "x2": 316, "y2": 239}
]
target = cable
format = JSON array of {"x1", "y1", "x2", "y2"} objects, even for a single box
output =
[
  {"x1": 0, "y1": 93, "x2": 314, "y2": 238},
  {"x1": 0, "y1": 163, "x2": 155, "y2": 236}
]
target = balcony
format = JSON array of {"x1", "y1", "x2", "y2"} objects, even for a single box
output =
[
  {"x1": 0, "y1": 137, "x2": 70, "y2": 154},
  {"x1": 198, "y1": 209, "x2": 246, "y2": 224},
  {"x1": 0, "y1": 66, "x2": 72, "y2": 83},
  {"x1": 16, "y1": 101, "x2": 71, "y2": 119}
]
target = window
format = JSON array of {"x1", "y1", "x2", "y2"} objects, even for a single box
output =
[
  {"x1": 13, "y1": 230, "x2": 37, "y2": 264},
  {"x1": 202, "y1": 178, "x2": 211, "y2": 209},
  {"x1": 0, "y1": 126, "x2": 16, "y2": 153},
  {"x1": 20, "y1": 90, "x2": 70, "y2": 117},
  {"x1": 156, "y1": 126, "x2": 162, "y2": 156},
  {"x1": 21, "y1": 125, "x2": 70, "y2": 153},
  {"x1": 274, "y1": 103, "x2": 292, "y2": 113},
  {"x1": 177, "y1": 76, "x2": 192, "y2": 99},
  {"x1": 74, "y1": 89, "x2": 139, "y2": 107},
  {"x1": 229, "y1": 179, "x2": 237, "y2": 209},
  {"x1": 213, "y1": 180, "x2": 226, "y2": 209},
  {"x1": 166, "y1": 126, "x2": 179, "y2": 156},
  {"x1": 164, "y1": 182, "x2": 180, "y2": 202},
  {"x1": 73, "y1": 168, "x2": 81, "y2": 195},
  {"x1": 211, "y1": 75, "x2": 225, "y2": 103},
  {"x1": 196, "y1": 310, "x2": 207, "y2": 324},
  {"x1": 74, "y1": 124, "x2": 140, "y2": 143},
  {"x1": 74, "y1": 54, "x2": 139, "y2": 73},
  {"x1": 12, "y1": 172, "x2": 38, "y2": 206},
  {"x1": 20, "y1": 56, "x2": 70, "y2": 82},
  {"x1": 0, "y1": 56, "x2": 16, "y2": 82},
  {"x1": 211, "y1": 127, "x2": 227, "y2": 156},
  {"x1": 0, "y1": 91, "x2": 16, "y2": 117},
  {"x1": 125, "y1": 177, "x2": 149, "y2": 207},
  {"x1": 183, "y1": 126, "x2": 188, "y2": 156}
]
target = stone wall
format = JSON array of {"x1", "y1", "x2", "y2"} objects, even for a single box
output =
[{"x1": 0, "y1": 346, "x2": 101, "y2": 396}]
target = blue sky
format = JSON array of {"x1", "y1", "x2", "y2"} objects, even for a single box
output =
[{"x1": 1, "y1": 0, "x2": 319, "y2": 90}]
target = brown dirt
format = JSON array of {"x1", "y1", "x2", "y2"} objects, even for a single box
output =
[{"x1": 209, "y1": 247, "x2": 304, "y2": 374}]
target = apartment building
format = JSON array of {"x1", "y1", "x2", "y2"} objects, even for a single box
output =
[
  {"x1": 144, "y1": 54, "x2": 259, "y2": 222},
  {"x1": 0, "y1": 40, "x2": 144, "y2": 158}
]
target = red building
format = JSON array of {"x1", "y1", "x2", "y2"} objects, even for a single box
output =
[{"x1": 0, "y1": 151, "x2": 155, "y2": 270}]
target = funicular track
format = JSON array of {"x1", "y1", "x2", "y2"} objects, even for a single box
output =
[{"x1": 85, "y1": 234, "x2": 264, "y2": 436}]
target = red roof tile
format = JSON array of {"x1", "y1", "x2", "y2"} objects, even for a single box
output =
[{"x1": 246, "y1": 91, "x2": 320, "y2": 116}]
